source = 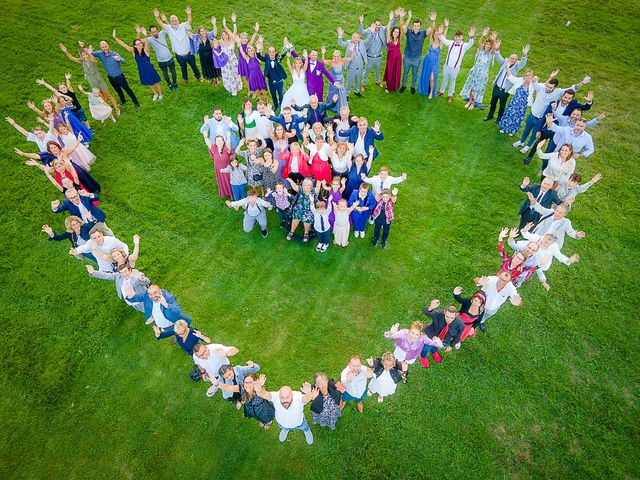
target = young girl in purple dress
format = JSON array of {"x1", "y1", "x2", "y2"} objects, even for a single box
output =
[{"x1": 320, "y1": 176, "x2": 346, "y2": 228}]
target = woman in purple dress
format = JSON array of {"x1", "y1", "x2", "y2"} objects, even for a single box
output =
[
  {"x1": 225, "y1": 13, "x2": 259, "y2": 80},
  {"x1": 239, "y1": 44, "x2": 267, "y2": 98}
]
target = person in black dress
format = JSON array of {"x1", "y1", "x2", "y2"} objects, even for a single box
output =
[{"x1": 195, "y1": 26, "x2": 221, "y2": 84}]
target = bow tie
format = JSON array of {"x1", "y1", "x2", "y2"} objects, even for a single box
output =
[{"x1": 454, "y1": 42, "x2": 462, "y2": 46}]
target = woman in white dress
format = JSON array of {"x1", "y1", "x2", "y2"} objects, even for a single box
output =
[
  {"x1": 280, "y1": 51, "x2": 309, "y2": 110},
  {"x1": 366, "y1": 352, "x2": 406, "y2": 403}
]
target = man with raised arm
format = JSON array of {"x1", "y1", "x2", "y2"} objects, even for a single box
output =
[
  {"x1": 358, "y1": 10, "x2": 397, "y2": 92},
  {"x1": 254, "y1": 374, "x2": 315, "y2": 444}
]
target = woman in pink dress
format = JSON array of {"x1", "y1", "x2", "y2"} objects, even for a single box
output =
[
  {"x1": 204, "y1": 134, "x2": 233, "y2": 198},
  {"x1": 383, "y1": 27, "x2": 403, "y2": 93}
]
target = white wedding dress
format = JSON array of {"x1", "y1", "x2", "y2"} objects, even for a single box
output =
[{"x1": 281, "y1": 69, "x2": 310, "y2": 110}]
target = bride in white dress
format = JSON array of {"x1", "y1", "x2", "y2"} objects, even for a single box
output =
[{"x1": 281, "y1": 51, "x2": 309, "y2": 110}]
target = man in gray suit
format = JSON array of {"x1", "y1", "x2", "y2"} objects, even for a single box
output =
[
  {"x1": 484, "y1": 42, "x2": 530, "y2": 122},
  {"x1": 528, "y1": 196, "x2": 585, "y2": 248},
  {"x1": 358, "y1": 11, "x2": 396, "y2": 92},
  {"x1": 337, "y1": 28, "x2": 367, "y2": 98},
  {"x1": 86, "y1": 263, "x2": 150, "y2": 312}
]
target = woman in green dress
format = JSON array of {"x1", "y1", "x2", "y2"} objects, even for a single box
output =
[{"x1": 59, "y1": 42, "x2": 120, "y2": 116}]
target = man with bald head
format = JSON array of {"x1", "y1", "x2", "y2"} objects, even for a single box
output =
[
  {"x1": 255, "y1": 374, "x2": 315, "y2": 444},
  {"x1": 518, "y1": 176, "x2": 558, "y2": 228},
  {"x1": 337, "y1": 28, "x2": 367, "y2": 98},
  {"x1": 51, "y1": 188, "x2": 114, "y2": 236},
  {"x1": 484, "y1": 43, "x2": 529, "y2": 122},
  {"x1": 89, "y1": 40, "x2": 140, "y2": 109}
]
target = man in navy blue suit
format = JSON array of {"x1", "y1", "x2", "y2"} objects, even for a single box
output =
[
  {"x1": 340, "y1": 117, "x2": 384, "y2": 161},
  {"x1": 268, "y1": 106, "x2": 305, "y2": 142},
  {"x1": 257, "y1": 42, "x2": 288, "y2": 111},
  {"x1": 51, "y1": 188, "x2": 114, "y2": 236},
  {"x1": 291, "y1": 94, "x2": 338, "y2": 126},
  {"x1": 518, "y1": 176, "x2": 558, "y2": 228},
  {"x1": 126, "y1": 284, "x2": 192, "y2": 340}
]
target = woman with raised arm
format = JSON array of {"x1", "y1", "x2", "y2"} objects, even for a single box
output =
[
  {"x1": 383, "y1": 18, "x2": 404, "y2": 93},
  {"x1": 496, "y1": 68, "x2": 537, "y2": 135},
  {"x1": 39, "y1": 112, "x2": 95, "y2": 170},
  {"x1": 239, "y1": 41, "x2": 267, "y2": 99},
  {"x1": 193, "y1": 20, "x2": 221, "y2": 85},
  {"x1": 112, "y1": 29, "x2": 163, "y2": 101},
  {"x1": 537, "y1": 140, "x2": 576, "y2": 184},
  {"x1": 418, "y1": 12, "x2": 447, "y2": 98},
  {"x1": 27, "y1": 96, "x2": 93, "y2": 144},
  {"x1": 230, "y1": 14, "x2": 259, "y2": 80},
  {"x1": 219, "y1": 17, "x2": 243, "y2": 95},
  {"x1": 59, "y1": 42, "x2": 120, "y2": 115},
  {"x1": 452, "y1": 286, "x2": 486, "y2": 341},
  {"x1": 42, "y1": 216, "x2": 97, "y2": 263},
  {"x1": 281, "y1": 50, "x2": 310, "y2": 110},
  {"x1": 35, "y1": 74, "x2": 90, "y2": 128},
  {"x1": 288, "y1": 177, "x2": 317, "y2": 243},
  {"x1": 459, "y1": 28, "x2": 496, "y2": 110},
  {"x1": 204, "y1": 133, "x2": 234, "y2": 199},
  {"x1": 322, "y1": 46, "x2": 352, "y2": 112}
]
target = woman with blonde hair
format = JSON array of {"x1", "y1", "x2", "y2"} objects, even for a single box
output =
[
  {"x1": 41, "y1": 216, "x2": 97, "y2": 262},
  {"x1": 366, "y1": 352, "x2": 406, "y2": 403},
  {"x1": 91, "y1": 234, "x2": 140, "y2": 272},
  {"x1": 460, "y1": 28, "x2": 497, "y2": 109},
  {"x1": 383, "y1": 321, "x2": 443, "y2": 366},
  {"x1": 322, "y1": 46, "x2": 352, "y2": 112},
  {"x1": 168, "y1": 319, "x2": 211, "y2": 355}
]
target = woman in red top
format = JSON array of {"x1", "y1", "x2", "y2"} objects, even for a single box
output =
[
  {"x1": 383, "y1": 26, "x2": 403, "y2": 93},
  {"x1": 452, "y1": 286, "x2": 486, "y2": 342},
  {"x1": 279, "y1": 142, "x2": 310, "y2": 186},
  {"x1": 204, "y1": 134, "x2": 234, "y2": 198},
  {"x1": 498, "y1": 227, "x2": 535, "y2": 280}
]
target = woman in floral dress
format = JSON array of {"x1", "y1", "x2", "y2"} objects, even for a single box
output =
[{"x1": 459, "y1": 30, "x2": 497, "y2": 110}]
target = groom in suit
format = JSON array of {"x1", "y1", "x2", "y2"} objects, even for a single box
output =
[
  {"x1": 257, "y1": 44, "x2": 288, "y2": 111},
  {"x1": 518, "y1": 176, "x2": 558, "y2": 228},
  {"x1": 290, "y1": 48, "x2": 335, "y2": 102},
  {"x1": 337, "y1": 28, "x2": 367, "y2": 97}
]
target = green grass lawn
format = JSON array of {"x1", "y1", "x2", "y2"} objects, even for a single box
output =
[{"x1": 1, "y1": 0, "x2": 639, "y2": 478}]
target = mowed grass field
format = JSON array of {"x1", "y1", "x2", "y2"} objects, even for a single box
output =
[{"x1": 0, "y1": 0, "x2": 639, "y2": 478}]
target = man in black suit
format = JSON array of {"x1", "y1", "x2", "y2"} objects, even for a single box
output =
[
  {"x1": 518, "y1": 176, "x2": 558, "y2": 228},
  {"x1": 256, "y1": 42, "x2": 287, "y2": 111}
]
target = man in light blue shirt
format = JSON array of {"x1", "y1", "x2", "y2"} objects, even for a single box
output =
[
  {"x1": 141, "y1": 25, "x2": 178, "y2": 91},
  {"x1": 545, "y1": 116, "x2": 595, "y2": 158},
  {"x1": 90, "y1": 41, "x2": 140, "y2": 110}
]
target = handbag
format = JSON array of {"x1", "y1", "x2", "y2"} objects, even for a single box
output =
[
  {"x1": 189, "y1": 365, "x2": 202, "y2": 382},
  {"x1": 252, "y1": 173, "x2": 263, "y2": 182}
]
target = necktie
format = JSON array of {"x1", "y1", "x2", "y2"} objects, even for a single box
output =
[
  {"x1": 320, "y1": 215, "x2": 325, "y2": 231},
  {"x1": 313, "y1": 109, "x2": 319, "y2": 122},
  {"x1": 380, "y1": 180, "x2": 384, "y2": 191},
  {"x1": 536, "y1": 190, "x2": 544, "y2": 203}
]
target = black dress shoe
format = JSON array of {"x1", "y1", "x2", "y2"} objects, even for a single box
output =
[
  {"x1": 483, "y1": 115, "x2": 494, "y2": 121},
  {"x1": 399, "y1": 86, "x2": 406, "y2": 93},
  {"x1": 410, "y1": 87, "x2": 416, "y2": 94},
  {"x1": 479, "y1": 323, "x2": 486, "y2": 333},
  {"x1": 372, "y1": 238, "x2": 378, "y2": 247},
  {"x1": 354, "y1": 92, "x2": 363, "y2": 98},
  {"x1": 523, "y1": 156, "x2": 532, "y2": 165}
]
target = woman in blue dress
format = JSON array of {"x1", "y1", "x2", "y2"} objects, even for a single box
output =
[
  {"x1": 113, "y1": 29, "x2": 163, "y2": 101},
  {"x1": 323, "y1": 47, "x2": 352, "y2": 113},
  {"x1": 417, "y1": 13, "x2": 447, "y2": 98},
  {"x1": 497, "y1": 69, "x2": 536, "y2": 136},
  {"x1": 345, "y1": 153, "x2": 373, "y2": 199}
]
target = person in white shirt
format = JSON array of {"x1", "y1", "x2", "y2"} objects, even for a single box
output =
[
  {"x1": 361, "y1": 166, "x2": 407, "y2": 196},
  {"x1": 309, "y1": 198, "x2": 332, "y2": 252},
  {"x1": 254, "y1": 374, "x2": 315, "y2": 444},
  {"x1": 226, "y1": 188, "x2": 273, "y2": 237},
  {"x1": 437, "y1": 26, "x2": 476, "y2": 101},
  {"x1": 339, "y1": 355, "x2": 373, "y2": 413},
  {"x1": 528, "y1": 196, "x2": 585, "y2": 248},
  {"x1": 474, "y1": 271, "x2": 522, "y2": 330},
  {"x1": 5, "y1": 118, "x2": 56, "y2": 152},
  {"x1": 71, "y1": 227, "x2": 128, "y2": 272},
  {"x1": 513, "y1": 71, "x2": 590, "y2": 154},
  {"x1": 536, "y1": 140, "x2": 576, "y2": 185},
  {"x1": 193, "y1": 343, "x2": 239, "y2": 397},
  {"x1": 254, "y1": 102, "x2": 274, "y2": 145},
  {"x1": 153, "y1": 6, "x2": 202, "y2": 84},
  {"x1": 86, "y1": 263, "x2": 150, "y2": 312},
  {"x1": 516, "y1": 229, "x2": 580, "y2": 290}
]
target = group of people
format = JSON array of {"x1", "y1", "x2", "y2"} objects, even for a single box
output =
[{"x1": 6, "y1": 5, "x2": 605, "y2": 446}]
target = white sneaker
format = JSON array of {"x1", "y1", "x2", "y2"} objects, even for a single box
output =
[
  {"x1": 152, "y1": 94, "x2": 159, "y2": 101},
  {"x1": 355, "y1": 231, "x2": 361, "y2": 238},
  {"x1": 320, "y1": 243, "x2": 328, "y2": 252},
  {"x1": 361, "y1": 231, "x2": 366, "y2": 238},
  {"x1": 315, "y1": 243, "x2": 322, "y2": 252},
  {"x1": 279, "y1": 429, "x2": 289, "y2": 442},
  {"x1": 499, "y1": 130, "x2": 505, "y2": 134},
  {"x1": 304, "y1": 429, "x2": 314, "y2": 445},
  {"x1": 520, "y1": 145, "x2": 531, "y2": 154},
  {"x1": 512, "y1": 140, "x2": 523, "y2": 148},
  {"x1": 158, "y1": 95, "x2": 163, "y2": 101},
  {"x1": 368, "y1": 218, "x2": 374, "y2": 225}
]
